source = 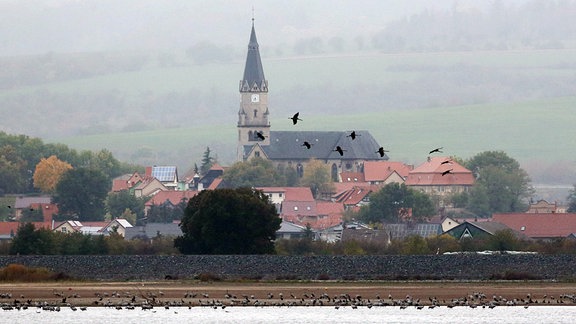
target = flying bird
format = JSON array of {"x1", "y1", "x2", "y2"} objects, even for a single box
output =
[
  {"x1": 302, "y1": 141, "x2": 312, "y2": 149},
  {"x1": 334, "y1": 146, "x2": 346, "y2": 156},
  {"x1": 347, "y1": 131, "x2": 360, "y2": 140},
  {"x1": 429, "y1": 147, "x2": 443, "y2": 154},
  {"x1": 376, "y1": 147, "x2": 389, "y2": 157},
  {"x1": 440, "y1": 159, "x2": 453, "y2": 165},
  {"x1": 290, "y1": 112, "x2": 303, "y2": 125},
  {"x1": 441, "y1": 169, "x2": 453, "y2": 176},
  {"x1": 255, "y1": 131, "x2": 265, "y2": 140}
]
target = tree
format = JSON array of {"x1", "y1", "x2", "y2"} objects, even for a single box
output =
[
  {"x1": 465, "y1": 151, "x2": 533, "y2": 214},
  {"x1": 300, "y1": 159, "x2": 334, "y2": 198},
  {"x1": 20, "y1": 207, "x2": 44, "y2": 222},
  {"x1": 0, "y1": 145, "x2": 27, "y2": 194},
  {"x1": 222, "y1": 157, "x2": 285, "y2": 188},
  {"x1": 175, "y1": 188, "x2": 281, "y2": 254},
  {"x1": 146, "y1": 198, "x2": 187, "y2": 223},
  {"x1": 53, "y1": 168, "x2": 110, "y2": 221},
  {"x1": 33, "y1": 155, "x2": 73, "y2": 193},
  {"x1": 105, "y1": 190, "x2": 146, "y2": 221},
  {"x1": 200, "y1": 146, "x2": 215, "y2": 175},
  {"x1": 358, "y1": 183, "x2": 435, "y2": 223},
  {"x1": 9, "y1": 223, "x2": 55, "y2": 255},
  {"x1": 486, "y1": 229, "x2": 522, "y2": 252}
]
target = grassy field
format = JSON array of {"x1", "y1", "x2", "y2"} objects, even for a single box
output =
[{"x1": 50, "y1": 96, "x2": 576, "y2": 177}]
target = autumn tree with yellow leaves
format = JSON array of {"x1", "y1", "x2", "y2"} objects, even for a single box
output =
[{"x1": 33, "y1": 155, "x2": 73, "y2": 193}]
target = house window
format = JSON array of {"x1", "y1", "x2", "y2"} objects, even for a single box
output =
[
  {"x1": 255, "y1": 151, "x2": 260, "y2": 157},
  {"x1": 279, "y1": 193, "x2": 283, "y2": 197},
  {"x1": 521, "y1": 226, "x2": 526, "y2": 231},
  {"x1": 61, "y1": 227, "x2": 67, "y2": 233}
]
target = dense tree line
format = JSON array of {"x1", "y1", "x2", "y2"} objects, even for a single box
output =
[
  {"x1": 4, "y1": 222, "x2": 575, "y2": 256},
  {"x1": 6, "y1": 223, "x2": 178, "y2": 256},
  {"x1": 0, "y1": 131, "x2": 139, "y2": 195},
  {"x1": 276, "y1": 231, "x2": 576, "y2": 256}
]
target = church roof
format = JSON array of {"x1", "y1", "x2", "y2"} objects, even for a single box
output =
[
  {"x1": 241, "y1": 21, "x2": 267, "y2": 92},
  {"x1": 250, "y1": 130, "x2": 388, "y2": 161}
]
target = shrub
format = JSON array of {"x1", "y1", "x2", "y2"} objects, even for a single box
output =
[{"x1": 0, "y1": 263, "x2": 67, "y2": 282}]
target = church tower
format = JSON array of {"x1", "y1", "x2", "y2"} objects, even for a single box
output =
[{"x1": 237, "y1": 19, "x2": 269, "y2": 161}]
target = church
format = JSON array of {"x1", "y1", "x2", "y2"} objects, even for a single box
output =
[{"x1": 236, "y1": 20, "x2": 388, "y2": 181}]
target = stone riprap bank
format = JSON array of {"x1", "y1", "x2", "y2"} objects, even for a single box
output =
[{"x1": 1, "y1": 255, "x2": 574, "y2": 281}]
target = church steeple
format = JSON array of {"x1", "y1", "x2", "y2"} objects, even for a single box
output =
[
  {"x1": 240, "y1": 19, "x2": 268, "y2": 93},
  {"x1": 237, "y1": 19, "x2": 270, "y2": 162}
]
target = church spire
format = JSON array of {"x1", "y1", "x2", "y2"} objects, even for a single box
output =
[{"x1": 240, "y1": 19, "x2": 268, "y2": 92}]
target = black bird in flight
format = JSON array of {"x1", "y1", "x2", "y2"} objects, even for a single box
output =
[
  {"x1": 376, "y1": 147, "x2": 389, "y2": 157},
  {"x1": 255, "y1": 131, "x2": 265, "y2": 141},
  {"x1": 429, "y1": 147, "x2": 443, "y2": 154},
  {"x1": 302, "y1": 141, "x2": 312, "y2": 149},
  {"x1": 334, "y1": 146, "x2": 346, "y2": 156},
  {"x1": 347, "y1": 131, "x2": 361, "y2": 140},
  {"x1": 440, "y1": 159, "x2": 453, "y2": 165},
  {"x1": 441, "y1": 169, "x2": 453, "y2": 176},
  {"x1": 290, "y1": 112, "x2": 303, "y2": 125}
]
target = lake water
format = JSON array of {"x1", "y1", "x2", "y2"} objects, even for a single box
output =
[{"x1": 2, "y1": 305, "x2": 576, "y2": 323}]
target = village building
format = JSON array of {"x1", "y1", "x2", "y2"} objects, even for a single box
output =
[{"x1": 404, "y1": 156, "x2": 474, "y2": 207}]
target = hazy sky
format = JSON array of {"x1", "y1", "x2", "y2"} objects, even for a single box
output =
[{"x1": 0, "y1": 0, "x2": 511, "y2": 56}]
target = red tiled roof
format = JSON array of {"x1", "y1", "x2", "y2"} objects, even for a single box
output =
[
  {"x1": 145, "y1": 190, "x2": 198, "y2": 206},
  {"x1": 316, "y1": 201, "x2": 345, "y2": 217},
  {"x1": 209, "y1": 163, "x2": 225, "y2": 171},
  {"x1": 332, "y1": 182, "x2": 372, "y2": 194},
  {"x1": 405, "y1": 156, "x2": 474, "y2": 186},
  {"x1": 283, "y1": 187, "x2": 314, "y2": 201},
  {"x1": 0, "y1": 221, "x2": 53, "y2": 236},
  {"x1": 492, "y1": 213, "x2": 576, "y2": 238},
  {"x1": 280, "y1": 201, "x2": 344, "y2": 230},
  {"x1": 207, "y1": 178, "x2": 223, "y2": 190},
  {"x1": 281, "y1": 201, "x2": 317, "y2": 217},
  {"x1": 364, "y1": 161, "x2": 413, "y2": 181},
  {"x1": 340, "y1": 172, "x2": 365, "y2": 183},
  {"x1": 332, "y1": 185, "x2": 377, "y2": 206}
]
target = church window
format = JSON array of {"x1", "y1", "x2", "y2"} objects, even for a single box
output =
[
  {"x1": 296, "y1": 164, "x2": 304, "y2": 177},
  {"x1": 255, "y1": 151, "x2": 260, "y2": 157},
  {"x1": 331, "y1": 164, "x2": 338, "y2": 182},
  {"x1": 253, "y1": 109, "x2": 258, "y2": 118}
]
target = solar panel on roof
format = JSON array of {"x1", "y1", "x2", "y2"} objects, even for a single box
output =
[{"x1": 152, "y1": 166, "x2": 177, "y2": 182}]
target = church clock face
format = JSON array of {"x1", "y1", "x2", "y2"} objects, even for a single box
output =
[{"x1": 251, "y1": 94, "x2": 260, "y2": 103}]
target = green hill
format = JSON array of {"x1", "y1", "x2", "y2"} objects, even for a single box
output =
[{"x1": 49, "y1": 96, "x2": 576, "y2": 183}]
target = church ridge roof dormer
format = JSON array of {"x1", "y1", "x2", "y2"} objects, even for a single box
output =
[{"x1": 240, "y1": 20, "x2": 268, "y2": 93}]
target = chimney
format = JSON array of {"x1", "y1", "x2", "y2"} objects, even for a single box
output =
[{"x1": 145, "y1": 166, "x2": 152, "y2": 177}]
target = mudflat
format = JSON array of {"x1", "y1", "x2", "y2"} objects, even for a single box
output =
[{"x1": 1, "y1": 281, "x2": 575, "y2": 307}]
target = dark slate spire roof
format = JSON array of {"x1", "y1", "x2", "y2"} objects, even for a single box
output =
[
  {"x1": 240, "y1": 20, "x2": 268, "y2": 92},
  {"x1": 248, "y1": 130, "x2": 389, "y2": 161}
]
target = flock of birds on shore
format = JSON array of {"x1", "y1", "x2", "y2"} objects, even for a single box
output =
[
  {"x1": 255, "y1": 112, "x2": 454, "y2": 175},
  {"x1": 2, "y1": 289, "x2": 576, "y2": 312}
]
